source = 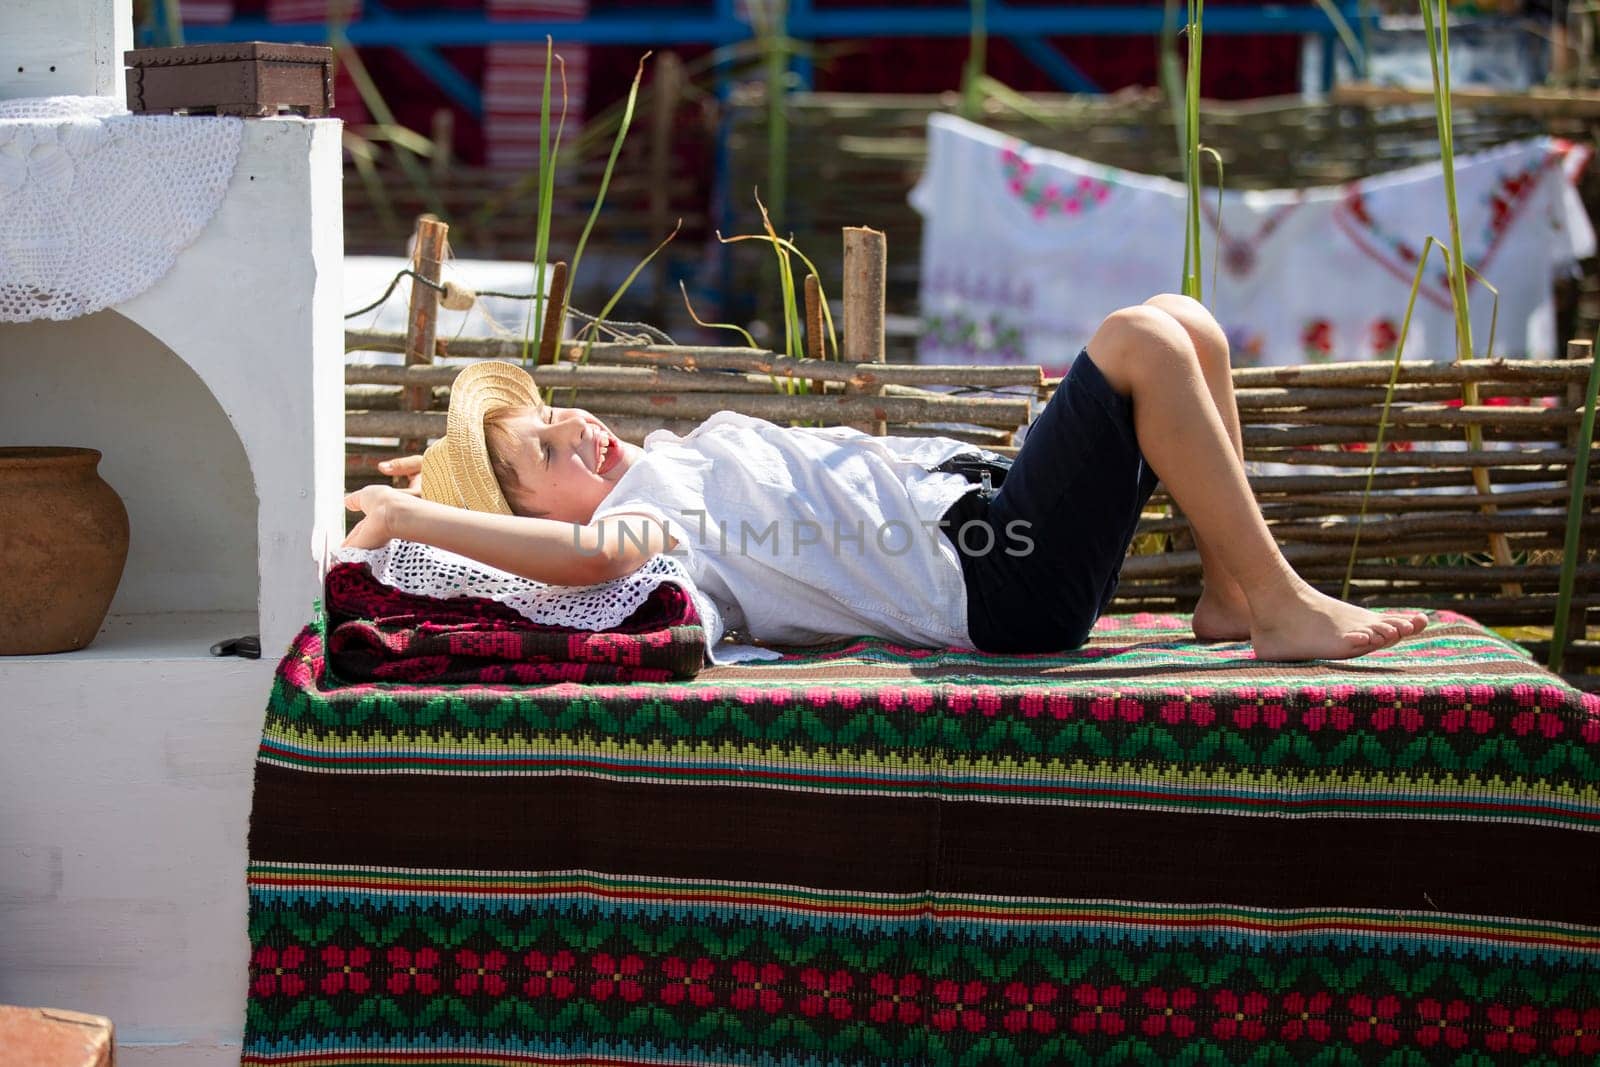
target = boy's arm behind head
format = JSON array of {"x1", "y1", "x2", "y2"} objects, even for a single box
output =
[{"x1": 366, "y1": 488, "x2": 670, "y2": 586}]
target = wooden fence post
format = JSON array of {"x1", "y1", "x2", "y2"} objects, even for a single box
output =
[
  {"x1": 539, "y1": 260, "x2": 569, "y2": 366},
  {"x1": 804, "y1": 273, "x2": 825, "y2": 362},
  {"x1": 399, "y1": 214, "x2": 449, "y2": 471},
  {"x1": 843, "y1": 226, "x2": 887, "y2": 434}
]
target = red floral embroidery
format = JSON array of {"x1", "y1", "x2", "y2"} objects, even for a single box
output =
[
  {"x1": 1089, "y1": 691, "x2": 1144, "y2": 723},
  {"x1": 453, "y1": 948, "x2": 507, "y2": 997},
  {"x1": 1416, "y1": 998, "x2": 1472, "y2": 1050},
  {"x1": 1487, "y1": 1003, "x2": 1539, "y2": 1054},
  {"x1": 1302, "y1": 686, "x2": 1357, "y2": 732},
  {"x1": 1302, "y1": 319, "x2": 1334, "y2": 360},
  {"x1": 1232, "y1": 688, "x2": 1289, "y2": 730},
  {"x1": 878, "y1": 688, "x2": 935, "y2": 714},
  {"x1": 1280, "y1": 991, "x2": 1332, "y2": 1042},
  {"x1": 1439, "y1": 684, "x2": 1497, "y2": 734},
  {"x1": 1369, "y1": 685, "x2": 1425, "y2": 733},
  {"x1": 1370, "y1": 318, "x2": 1400, "y2": 355},
  {"x1": 251, "y1": 945, "x2": 307, "y2": 998},
  {"x1": 1347, "y1": 994, "x2": 1402, "y2": 1045},
  {"x1": 319, "y1": 945, "x2": 370, "y2": 996},
  {"x1": 799, "y1": 968, "x2": 854, "y2": 1020},
  {"x1": 1142, "y1": 986, "x2": 1197, "y2": 1038},
  {"x1": 1019, "y1": 691, "x2": 1075, "y2": 719},
  {"x1": 948, "y1": 686, "x2": 1003, "y2": 717},
  {"x1": 1070, "y1": 983, "x2": 1126, "y2": 1036},
  {"x1": 932, "y1": 979, "x2": 988, "y2": 1033},
  {"x1": 1159, "y1": 690, "x2": 1216, "y2": 727},
  {"x1": 869, "y1": 973, "x2": 923, "y2": 1025},
  {"x1": 804, "y1": 686, "x2": 861, "y2": 709},
  {"x1": 1212, "y1": 990, "x2": 1269, "y2": 1041},
  {"x1": 1511, "y1": 683, "x2": 1566, "y2": 739},
  {"x1": 523, "y1": 950, "x2": 577, "y2": 1000},
  {"x1": 589, "y1": 952, "x2": 646, "y2": 1003},
  {"x1": 1553, "y1": 1006, "x2": 1600, "y2": 1057},
  {"x1": 1002, "y1": 981, "x2": 1059, "y2": 1035},
  {"x1": 660, "y1": 956, "x2": 716, "y2": 1008},
  {"x1": 385, "y1": 946, "x2": 440, "y2": 996},
  {"x1": 731, "y1": 961, "x2": 784, "y2": 1013}
]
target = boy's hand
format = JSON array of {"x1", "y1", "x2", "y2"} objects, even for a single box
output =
[
  {"x1": 343, "y1": 485, "x2": 413, "y2": 549},
  {"x1": 379, "y1": 454, "x2": 424, "y2": 494}
]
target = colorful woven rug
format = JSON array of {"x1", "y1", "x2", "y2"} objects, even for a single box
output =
[{"x1": 244, "y1": 611, "x2": 1600, "y2": 1066}]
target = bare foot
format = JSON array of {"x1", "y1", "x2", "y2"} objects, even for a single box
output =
[
  {"x1": 1250, "y1": 583, "x2": 1429, "y2": 662},
  {"x1": 1192, "y1": 587, "x2": 1252, "y2": 642}
]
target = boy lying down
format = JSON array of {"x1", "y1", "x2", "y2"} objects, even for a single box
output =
[{"x1": 345, "y1": 294, "x2": 1426, "y2": 661}]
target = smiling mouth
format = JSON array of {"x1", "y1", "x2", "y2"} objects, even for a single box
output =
[{"x1": 595, "y1": 432, "x2": 619, "y2": 476}]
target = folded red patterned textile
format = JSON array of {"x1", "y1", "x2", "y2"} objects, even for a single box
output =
[{"x1": 322, "y1": 561, "x2": 706, "y2": 683}]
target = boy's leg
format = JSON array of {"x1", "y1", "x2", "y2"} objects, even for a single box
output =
[
  {"x1": 1141, "y1": 294, "x2": 1251, "y2": 641},
  {"x1": 1085, "y1": 306, "x2": 1427, "y2": 660}
]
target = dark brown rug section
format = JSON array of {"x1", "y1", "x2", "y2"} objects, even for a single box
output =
[{"x1": 250, "y1": 765, "x2": 1600, "y2": 925}]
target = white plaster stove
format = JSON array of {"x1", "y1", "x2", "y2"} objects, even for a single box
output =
[{"x1": 0, "y1": 3, "x2": 345, "y2": 1062}]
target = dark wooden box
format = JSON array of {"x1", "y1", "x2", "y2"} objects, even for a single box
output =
[{"x1": 125, "y1": 42, "x2": 333, "y2": 118}]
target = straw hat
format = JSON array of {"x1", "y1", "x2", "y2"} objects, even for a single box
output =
[{"x1": 421, "y1": 360, "x2": 546, "y2": 514}]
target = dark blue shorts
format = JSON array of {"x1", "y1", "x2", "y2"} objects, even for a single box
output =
[{"x1": 940, "y1": 349, "x2": 1160, "y2": 653}]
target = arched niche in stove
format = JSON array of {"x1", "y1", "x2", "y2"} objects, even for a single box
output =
[{"x1": 1, "y1": 309, "x2": 258, "y2": 635}]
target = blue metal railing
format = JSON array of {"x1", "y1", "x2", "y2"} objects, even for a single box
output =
[{"x1": 182, "y1": 2, "x2": 1363, "y2": 57}]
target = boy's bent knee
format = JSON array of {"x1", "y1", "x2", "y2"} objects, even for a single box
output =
[
  {"x1": 1087, "y1": 306, "x2": 1199, "y2": 393},
  {"x1": 1143, "y1": 293, "x2": 1207, "y2": 318},
  {"x1": 1142, "y1": 294, "x2": 1229, "y2": 363}
]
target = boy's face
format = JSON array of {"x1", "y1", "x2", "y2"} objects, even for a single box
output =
[{"x1": 500, "y1": 406, "x2": 639, "y2": 523}]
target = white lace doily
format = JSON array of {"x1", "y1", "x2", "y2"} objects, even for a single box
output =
[
  {"x1": 336, "y1": 539, "x2": 731, "y2": 652},
  {"x1": 0, "y1": 96, "x2": 125, "y2": 121},
  {"x1": 0, "y1": 95, "x2": 243, "y2": 322}
]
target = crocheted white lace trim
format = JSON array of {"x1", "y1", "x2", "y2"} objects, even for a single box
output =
[
  {"x1": 336, "y1": 540, "x2": 728, "y2": 649},
  {"x1": 0, "y1": 96, "x2": 125, "y2": 121},
  {"x1": 0, "y1": 96, "x2": 243, "y2": 322}
]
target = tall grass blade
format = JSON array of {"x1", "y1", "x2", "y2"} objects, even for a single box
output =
[
  {"x1": 1420, "y1": 0, "x2": 1470, "y2": 361},
  {"x1": 766, "y1": 35, "x2": 791, "y2": 234},
  {"x1": 1203, "y1": 145, "x2": 1224, "y2": 299},
  {"x1": 569, "y1": 54, "x2": 652, "y2": 307},
  {"x1": 680, "y1": 281, "x2": 790, "y2": 394},
  {"x1": 1159, "y1": 0, "x2": 1188, "y2": 162},
  {"x1": 755, "y1": 195, "x2": 803, "y2": 359},
  {"x1": 680, "y1": 281, "x2": 758, "y2": 348},
  {"x1": 1550, "y1": 336, "x2": 1600, "y2": 673},
  {"x1": 963, "y1": 0, "x2": 989, "y2": 120},
  {"x1": 1308, "y1": 0, "x2": 1367, "y2": 78},
  {"x1": 333, "y1": 37, "x2": 447, "y2": 222},
  {"x1": 163, "y1": 0, "x2": 185, "y2": 46},
  {"x1": 1421, "y1": 0, "x2": 1518, "y2": 578},
  {"x1": 574, "y1": 221, "x2": 683, "y2": 366},
  {"x1": 344, "y1": 131, "x2": 400, "y2": 240},
  {"x1": 359, "y1": 124, "x2": 438, "y2": 157},
  {"x1": 976, "y1": 75, "x2": 1059, "y2": 127},
  {"x1": 1343, "y1": 236, "x2": 1443, "y2": 599},
  {"x1": 719, "y1": 225, "x2": 836, "y2": 363},
  {"x1": 525, "y1": 39, "x2": 558, "y2": 364},
  {"x1": 1181, "y1": 0, "x2": 1205, "y2": 300},
  {"x1": 1462, "y1": 263, "x2": 1499, "y2": 360}
]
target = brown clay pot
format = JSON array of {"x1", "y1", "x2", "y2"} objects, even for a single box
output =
[{"x1": 0, "y1": 447, "x2": 130, "y2": 655}]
